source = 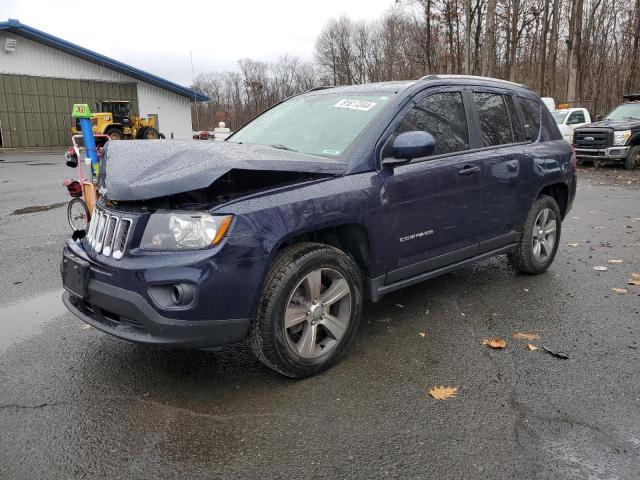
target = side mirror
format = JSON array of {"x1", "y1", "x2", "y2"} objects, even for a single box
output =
[
  {"x1": 594, "y1": 114, "x2": 602, "y2": 122},
  {"x1": 382, "y1": 131, "x2": 436, "y2": 167}
]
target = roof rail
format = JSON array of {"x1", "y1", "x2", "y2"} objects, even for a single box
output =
[{"x1": 419, "y1": 74, "x2": 527, "y2": 89}]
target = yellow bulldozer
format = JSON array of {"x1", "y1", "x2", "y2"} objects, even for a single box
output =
[{"x1": 71, "y1": 100, "x2": 161, "y2": 140}]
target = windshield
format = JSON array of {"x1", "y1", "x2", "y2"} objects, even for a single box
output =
[
  {"x1": 606, "y1": 103, "x2": 640, "y2": 121},
  {"x1": 229, "y1": 92, "x2": 393, "y2": 158},
  {"x1": 551, "y1": 111, "x2": 568, "y2": 124}
]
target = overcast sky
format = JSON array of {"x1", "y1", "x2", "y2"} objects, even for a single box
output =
[{"x1": 2, "y1": 0, "x2": 395, "y2": 86}]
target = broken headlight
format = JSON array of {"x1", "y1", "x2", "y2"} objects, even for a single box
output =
[{"x1": 140, "y1": 212, "x2": 233, "y2": 250}]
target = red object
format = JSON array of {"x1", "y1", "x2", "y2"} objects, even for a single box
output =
[
  {"x1": 194, "y1": 131, "x2": 211, "y2": 140},
  {"x1": 63, "y1": 179, "x2": 83, "y2": 197}
]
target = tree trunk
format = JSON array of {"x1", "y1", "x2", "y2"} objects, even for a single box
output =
[
  {"x1": 539, "y1": 0, "x2": 551, "y2": 95},
  {"x1": 566, "y1": 0, "x2": 584, "y2": 102},
  {"x1": 464, "y1": 0, "x2": 472, "y2": 74},
  {"x1": 508, "y1": 0, "x2": 521, "y2": 82},
  {"x1": 626, "y1": 0, "x2": 640, "y2": 92},
  {"x1": 549, "y1": 0, "x2": 561, "y2": 98},
  {"x1": 482, "y1": 0, "x2": 497, "y2": 77}
]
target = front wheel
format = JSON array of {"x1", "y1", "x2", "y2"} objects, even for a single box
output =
[
  {"x1": 250, "y1": 243, "x2": 363, "y2": 378},
  {"x1": 143, "y1": 128, "x2": 159, "y2": 140},
  {"x1": 105, "y1": 127, "x2": 123, "y2": 141},
  {"x1": 508, "y1": 195, "x2": 562, "y2": 274},
  {"x1": 625, "y1": 146, "x2": 639, "y2": 170},
  {"x1": 67, "y1": 197, "x2": 90, "y2": 231}
]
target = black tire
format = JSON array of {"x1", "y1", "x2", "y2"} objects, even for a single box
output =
[
  {"x1": 507, "y1": 195, "x2": 562, "y2": 274},
  {"x1": 136, "y1": 127, "x2": 147, "y2": 139},
  {"x1": 67, "y1": 197, "x2": 90, "y2": 231},
  {"x1": 105, "y1": 127, "x2": 123, "y2": 141},
  {"x1": 143, "y1": 128, "x2": 159, "y2": 140},
  {"x1": 250, "y1": 242, "x2": 363, "y2": 378},
  {"x1": 625, "y1": 145, "x2": 639, "y2": 170}
]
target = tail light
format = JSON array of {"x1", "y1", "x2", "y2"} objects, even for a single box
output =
[{"x1": 569, "y1": 144, "x2": 577, "y2": 174}]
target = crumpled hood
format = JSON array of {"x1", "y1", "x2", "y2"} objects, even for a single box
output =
[
  {"x1": 99, "y1": 140, "x2": 347, "y2": 201},
  {"x1": 578, "y1": 119, "x2": 639, "y2": 130}
]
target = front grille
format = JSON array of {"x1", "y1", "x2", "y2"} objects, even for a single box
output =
[
  {"x1": 574, "y1": 130, "x2": 612, "y2": 149},
  {"x1": 86, "y1": 208, "x2": 132, "y2": 260}
]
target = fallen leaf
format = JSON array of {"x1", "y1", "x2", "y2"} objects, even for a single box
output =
[
  {"x1": 418, "y1": 332, "x2": 426, "y2": 337},
  {"x1": 593, "y1": 266, "x2": 608, "y2": 271},
  {"x1": 541, "y1": 345, "x2": 569, "y2": 359},
  {"x1": 527, "y1": 344, "x2": 538, "y2": 351},
  {"x1": 483, "y1": 338, "x2": 507, "y2": 349},
  {"x1": 631, "y1": 272, "x2": 640, "y2": 279},
  {"x1": 428, "y1": 386, "x2": 458, "y2": 400},
  {"x1": 628, "y1": 279, "x2": 640, "y2": 286},
  {"x1": 512, "y1": 331, "x2": 540, "y2": 340},
  {"x1": 612, "y1": 288, "x2": 628, "y2": 294},
  {"x1": 607, "y1": 259, "x2": 623, "y2": 264},
  {"x1": 81, "y1": 324, "x2": 91, "y2": 330},
  {"x1": 567, "y1": 243, "x2": 579, "y2": 247}
]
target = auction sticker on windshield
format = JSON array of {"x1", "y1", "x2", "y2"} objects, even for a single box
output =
[{"x1": 334, "y1": 99, "x2": 377, "y2": 111}]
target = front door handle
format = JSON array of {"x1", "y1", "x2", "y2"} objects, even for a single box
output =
[{"x1": 458, "y1": 165, "x2": 481, "y2": 176}]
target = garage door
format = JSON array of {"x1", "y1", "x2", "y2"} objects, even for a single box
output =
[{"x1": 0, "y1": 75, "x2": 138, "y2": 148}]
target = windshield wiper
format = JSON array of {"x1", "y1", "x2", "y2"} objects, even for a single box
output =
[{"x1": 270, "y1": 144, "x2": 298, "y2": 152}]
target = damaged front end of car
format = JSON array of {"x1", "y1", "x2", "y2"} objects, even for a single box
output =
[{"x1": 61, "y1": 140, "x2": 346, "y2": 348}]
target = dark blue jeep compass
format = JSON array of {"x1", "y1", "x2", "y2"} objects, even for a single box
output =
[{"x1": 61, "y1": 75, "x2": 576, "y2": 377}]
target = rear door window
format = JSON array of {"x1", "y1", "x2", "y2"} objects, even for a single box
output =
[
  {"x1": 473, "y1": 92, "x2": 513, "y2": 147},
  {"x1": 518, "y1": 97, "x2": 541, "y2": 141},
  {"x1": 395, "y1": 91, "x2": 469, "y2": 156}
]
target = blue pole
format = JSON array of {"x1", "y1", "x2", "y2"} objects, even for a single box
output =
[{"x1": 79, "y1": 117, "x2": 99, "y2": 176}]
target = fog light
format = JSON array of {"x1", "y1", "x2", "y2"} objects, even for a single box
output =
[{"x1": 148, "y1": 283, "x2": 195, "y2": 309}]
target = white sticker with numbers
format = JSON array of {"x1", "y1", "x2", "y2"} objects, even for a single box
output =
[{"x1": 334, "y1": 99, "x2": 377, "y2": 111}]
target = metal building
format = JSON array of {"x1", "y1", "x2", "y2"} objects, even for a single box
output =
[{"x1": 0, "y1": 19, "x2": 208, "y2": 148}]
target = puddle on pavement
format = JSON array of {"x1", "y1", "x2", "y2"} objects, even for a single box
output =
[
  {"x1": 0, "y1": 290, "x2": 67, "y2": 353},
  {"x1": 11, "y1": 202, "x2": 66, "y2": 215}
]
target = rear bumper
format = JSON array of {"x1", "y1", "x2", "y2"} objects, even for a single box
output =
[
  {"x1": 575, "y1": 146, "x2": 629, "y2": 160},
  {"x1": 63, "y1": 284, "x2": 250, "y2": 348}
]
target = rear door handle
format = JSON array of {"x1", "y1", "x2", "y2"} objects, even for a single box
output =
[{"x1": 458, "y1": 165, "x2": 481, "y2": 176}]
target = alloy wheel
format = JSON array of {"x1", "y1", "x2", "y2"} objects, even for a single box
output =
[
  {"x1": 283, "y1": 268, "x2": 352, "y2": 359},
  {"x1": 532, "y1": 207, "x2": 557, "y2": 262}
]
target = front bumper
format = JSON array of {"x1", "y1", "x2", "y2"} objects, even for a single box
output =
[
  {"x1": 575, "y1": 146, "x2": 630, "y2": 160},
  {"x1": 63, "y1": 286, "x2": 249, "y2": 348},
  {"x1": 61, "y1": 238, "x2": 264, "y2": 348}
]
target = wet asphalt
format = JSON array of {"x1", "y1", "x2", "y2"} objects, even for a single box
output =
[{"x1": 1, "y1": 151, "x2": 639, "y2": 479}]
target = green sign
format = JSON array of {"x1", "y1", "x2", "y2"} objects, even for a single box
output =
[{"x1": 71, "y1": 104, "x2": 92, "y2": 118}]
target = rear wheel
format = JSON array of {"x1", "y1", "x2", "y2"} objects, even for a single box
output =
[
  {"x1": 105, "y1": 127, "x2": 123, "y2": 141},
  {"x1": 67, "y1": 197, "x2": 90, "y2": 231},
  {"x1": 250, "y1": 243, "x2": 363, "y2": 378},
  {"x1": 143, "y1": 128, "x2": 159, "y2": 140},
  {"x1": 508, "y1": 195, "x2": 561, "y2": 274},
  {"x1": 625, "y1": 145, "x2": 639, "y2": 170}
]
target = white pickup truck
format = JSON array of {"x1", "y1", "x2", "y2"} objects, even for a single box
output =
[{"x1": 551, "y1": 108, "x2": 591, "y2": 143}]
